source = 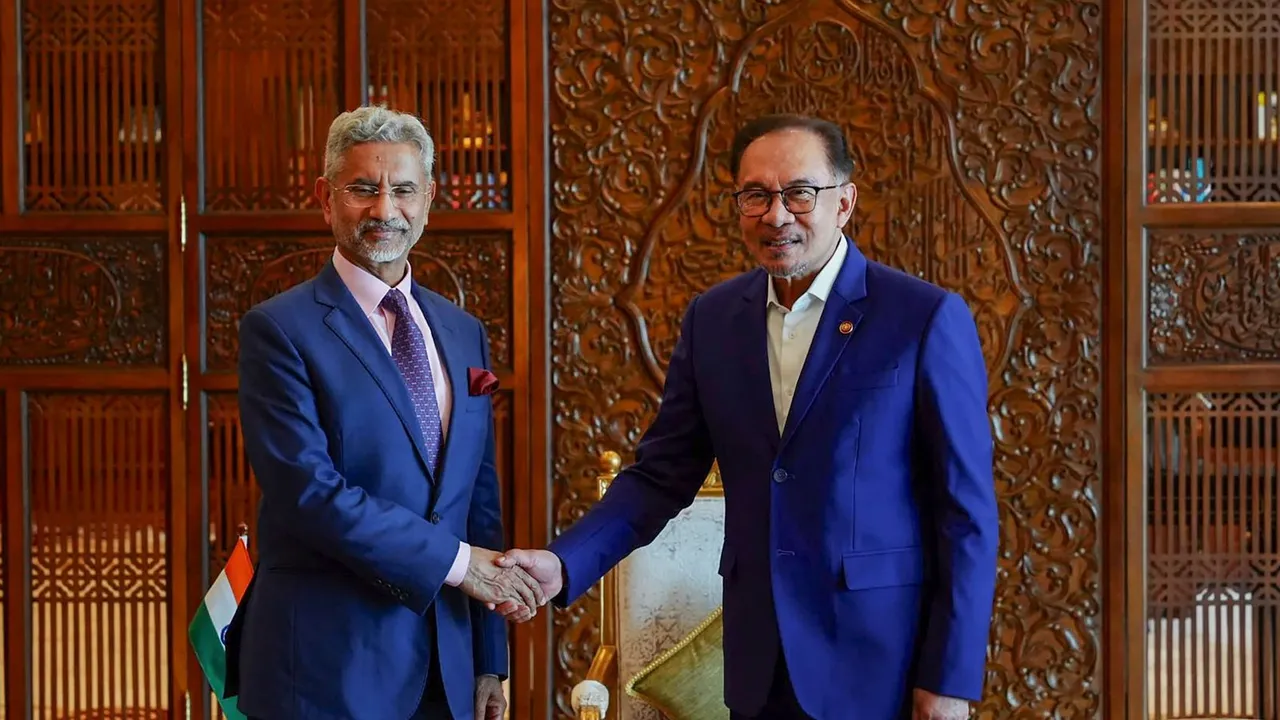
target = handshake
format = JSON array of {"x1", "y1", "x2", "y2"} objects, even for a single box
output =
[{"x1": 459, "y1": 547, "x2": 564, "y2": 623}]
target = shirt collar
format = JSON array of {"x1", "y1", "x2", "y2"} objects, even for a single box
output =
[
  {"x1": 766, "y1": 236, "x2": 848, "y2": 310},
  {"x1": 331, "y1": 247, "x2": 416, "y2": 317}
]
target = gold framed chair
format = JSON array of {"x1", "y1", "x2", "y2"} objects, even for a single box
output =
[{"x1": 571, "y1": 451, "x2": 728, "y2": 720}]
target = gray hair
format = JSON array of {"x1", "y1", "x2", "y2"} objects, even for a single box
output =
[{"x1": 323, "y1": 105, "x2": 436, "y2": 181}]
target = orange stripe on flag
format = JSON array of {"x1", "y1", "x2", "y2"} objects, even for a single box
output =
[{"x1": 226, "y1": 539, "x2": 254, "y2": 603}]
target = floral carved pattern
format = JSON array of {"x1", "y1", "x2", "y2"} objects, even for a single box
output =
[
  {"x1": 203, "y1": 233, "x2": 513, "y2": 371},
  {"x1": 549, "y1": 0, "x2": 1102, "y2": 717},
  {"x1": 1148, "y1": 231, "x2": 1280, "y2": 364},
  {"x1": 0, "y1": 237, "x2": 167, "y2": 366}
]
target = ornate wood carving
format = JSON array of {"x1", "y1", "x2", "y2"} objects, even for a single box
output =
[
  {"x1": 0, "y1": 237, "x2": 168, "y2": 366},
  {"x1": 1148, "y1": 230, "x2": 1280, "y2": 364},
  {"x1": 26, "y1": 393, "x2": 170, "y2": 717},
  {"x1": 549, "y1": 1, "x2": 1101, "y2": 717},
  {"x1": 21, "y1": 0, "x2": 164, "y2": 212},
  {"x1": 203, "y1": 233, "x2": 513, "y2": 372},
  {"x1": 201, "y1": 0, "x2": 340, "y2": 211},
  {"x1": 366, "y1": 0, "x2": 511, "y2": 211}
]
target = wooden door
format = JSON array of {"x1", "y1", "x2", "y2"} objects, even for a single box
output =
[
  {"x1": 545, "y1": 1, "x2": 1104, "y2": 717},
  {"x1": 0, "y1": 0, "x2": 187, "y2": 717},
  {"x1": 0, "y1": 1, "x2": 545, "y2": 718},
  {"x1": 1118, "y1": 0, "x2": 1280, "y2": 716}
]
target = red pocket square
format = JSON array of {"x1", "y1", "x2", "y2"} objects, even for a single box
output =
[{"x1": 468, "y1": 367, "x2": 500, "y2": 396}]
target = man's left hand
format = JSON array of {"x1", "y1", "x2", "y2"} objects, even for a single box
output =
[
  {"x1": 913, "y1": 688, "x2": 969, "y2": 720},
  {"x1": 475, "y1": 674, "x2": 505, "y2": 720}
]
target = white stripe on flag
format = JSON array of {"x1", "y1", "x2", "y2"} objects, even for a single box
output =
[{"x1": 204, "y1": 571, "x2": 238, "y2": 648}]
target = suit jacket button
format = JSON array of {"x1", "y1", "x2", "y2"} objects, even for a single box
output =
[
  {"x1": 429, "y1": 512, "x2": 441, "y2": 524},
  {"x1": 772, "y1": 468, "x2": 788, "y2": 483}
]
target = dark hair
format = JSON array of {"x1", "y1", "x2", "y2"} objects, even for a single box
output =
[{"x1": 729, "y1": 114, "x2": 855, "y2": 182}]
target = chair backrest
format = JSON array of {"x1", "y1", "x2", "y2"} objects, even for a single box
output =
[{"x1": 595, "y1": 452, "x2": 725, "y2": 720}]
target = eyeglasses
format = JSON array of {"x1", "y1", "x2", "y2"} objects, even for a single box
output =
[
  {"x1": 732, "y1": 184, "x2": 843, "y2": 217},
  {"x1": 336, "y1": 184, "x2": 428, "y2": 209}
]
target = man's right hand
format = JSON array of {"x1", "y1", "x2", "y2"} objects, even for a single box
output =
[
  {"x1": 492, "y1": 549, "x2": 564, "y2": 622},
  {"x1": 458, "y1": 547, "x2": 545, "y2": 618}
]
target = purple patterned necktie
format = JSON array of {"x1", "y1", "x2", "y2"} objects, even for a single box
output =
[{"x1": 379, "y1": 288, "x2": 443, "y2": 473}]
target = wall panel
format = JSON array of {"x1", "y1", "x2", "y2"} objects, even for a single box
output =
[
  {"x1": 200, "y1": 0, "x2": 342, "y2": 212},
  {"x1": 26, "y1": 392, "x2": 171, "y2": 720},
  {"x1": 21, "y1": 0, "x2": 164, "y2": 213},
  {"x1": 547, "y1": 1, "x2": 1103, "y2": 716},
  {"x1": 366, "y1": 0, "x2": 511, "y2": 211},
  {"x1": 0, "y1": 236, "x2": 168, "y2": 367}
]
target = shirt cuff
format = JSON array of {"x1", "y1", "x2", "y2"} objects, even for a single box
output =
[{"x1": 444, "y1": 541, "x2": 471, "y2": 587}]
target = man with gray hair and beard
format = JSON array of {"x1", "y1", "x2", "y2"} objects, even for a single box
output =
[{"x1": 222, "y1": 105, "x2": 543, "y2": 720}]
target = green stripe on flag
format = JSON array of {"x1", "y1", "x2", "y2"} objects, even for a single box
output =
[{"x1": 189, "y1": 602, "x2": 248, "y2": 720}]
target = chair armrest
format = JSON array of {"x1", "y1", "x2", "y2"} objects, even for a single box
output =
[{"x1": 572, "y1": 645, "x2": 618, "y2": 719}]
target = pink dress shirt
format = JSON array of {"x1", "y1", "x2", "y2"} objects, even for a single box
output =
[{"x1": 332, "y1": 248, "x2": 471, "y2": 587}]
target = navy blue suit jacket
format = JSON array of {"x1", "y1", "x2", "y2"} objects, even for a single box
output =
[
  {"x1": 549, "y1": 240, "x2": 998, "y2": 719},
  {"x1": 223, "y1": 261, "x2": 507, "y2": 720}
]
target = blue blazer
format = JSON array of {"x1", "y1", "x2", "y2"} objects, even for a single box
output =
[
  {"x1": 550, "y1": 239, "x2": 998, "y2": 719},
  {"x1": 223, "y1": 261, "x2": 507, "y2": 720}
]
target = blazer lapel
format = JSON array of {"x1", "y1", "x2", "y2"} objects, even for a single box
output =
[
  {"x1": 779, "y1": 240, "x2": 870, "y2": 450},
  {"x1": 736, "y1": 272, "x2": 782, "y2": 450},
  {"x1": 412, "y1": 285, "x2": 468, "y2": 487},
  {"x1": 314, "y1": 262, "x2": 436, "y2": 480}
]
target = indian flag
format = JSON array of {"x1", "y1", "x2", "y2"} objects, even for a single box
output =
[{"x1": 189, "y1": 536, "x2": 253, "y2": 720}]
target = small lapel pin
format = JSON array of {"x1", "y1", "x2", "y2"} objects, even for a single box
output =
[{"x1": 838, "y1": 320, "x2": 855, "y2": 335}]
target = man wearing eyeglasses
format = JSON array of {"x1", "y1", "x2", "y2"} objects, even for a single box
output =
[
  {"x1": 500, "y1": 114, "x2": 998, "y2": 719},
  {"x1": 222, "y1": 105, "x2": 541, "y2": 720}
]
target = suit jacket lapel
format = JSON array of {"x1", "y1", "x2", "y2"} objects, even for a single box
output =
[
  {"x1": 736, "y1": 272, "x2": 782, "y2": 450},
  {"x1": 314, "y1": 262, "x2": 436, "y2": 480},
  {"x1": 412, "y1": 285, "x2": 468, "y2": 486},
  {"x1": 779, "y1": 239, "x2": 870, "y2": 450}
]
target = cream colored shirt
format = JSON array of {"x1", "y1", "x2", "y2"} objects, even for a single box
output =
[{"x1": 765, "y1": 238, "x2": 849, "y2": 433}]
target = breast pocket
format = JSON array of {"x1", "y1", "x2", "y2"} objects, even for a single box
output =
[
  {"x1": 463, "y1": 396, "x2": 491, "y2": 413},
  {"x1": 835, "y1": 364, "x2": 899, "y2": 391}
]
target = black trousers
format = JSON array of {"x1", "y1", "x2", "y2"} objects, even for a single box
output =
[{"x1": 729, "y1": 653, "x2": 812, "y2": 720}]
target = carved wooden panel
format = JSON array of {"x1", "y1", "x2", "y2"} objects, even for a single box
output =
[
  {"x1": 21, "y1": 0, "x2": 164, "y2": 212},
  {"x1": 200, "y1": 0, "x2": 340, "y2": 211},
  {"x1": 1146, "y1": 0, "x2": 1280, "y2": 203},
  {"x1": 549, "y1": 2, "x2": 1101, "y2": 717},
  {"x1": 1149, "y1": 230, "x2": 1280, "y2": 365},
  {"x1": 366, "y1": 0, "x2": 511, "y2": 211},
  {"x1": 0, "y1": 237, "x2": 168, "y2": 366},
  {"x1": 202, "y1": 233, "x2": 512, "y2": 372},
  {"x1": 26, "y1": 393, "x2": 171, "y2": 719},
  {"x1": 1146, "y1": 391, "x2": 1280, "y2": 719},
  {"x1": 206, "y1": 392, "x2": 260, "y2": 574}
]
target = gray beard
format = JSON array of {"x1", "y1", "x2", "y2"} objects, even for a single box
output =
[
  {"x1": 765, "y1": 260, "x2": 810, "y2": 279},
  {"x1": 341, "y1": 225, "x2": 419, "y2": 264},
  {"x1": 355, "y1": 237, "x2": 410, "y2": 263}
]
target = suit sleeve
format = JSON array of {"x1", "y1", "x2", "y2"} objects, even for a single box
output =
[
  {"x1": 913, "y1": 292, "x2": 999, "y2": 700},
  {"x1": 468, "y1": 325, "x2": 509, "y2": 678},
  {"x1": 237, "y1": 306, "x2": 459, "y2": 616},
  {"x1": 548, "y1": 294, "x2": 716, "y2": 605}
]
